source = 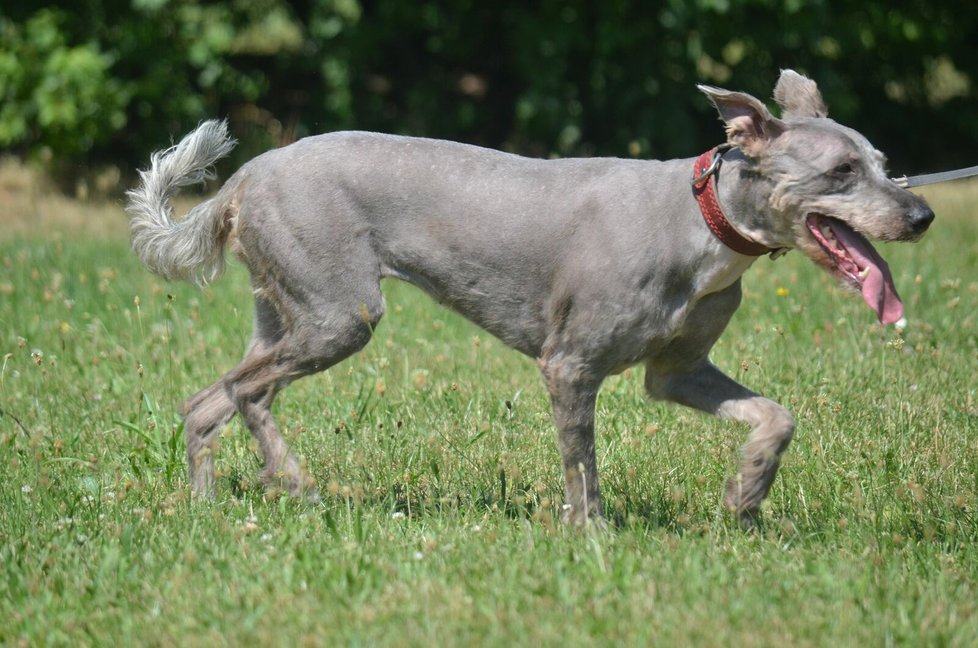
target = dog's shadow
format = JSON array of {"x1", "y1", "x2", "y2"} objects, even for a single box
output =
[{"x1": 221, "y1": 470, "x2": 747, "y2": 535}]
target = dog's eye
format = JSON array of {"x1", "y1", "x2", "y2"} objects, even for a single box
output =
[{"x1": 832, "y1": 162, "x2": 855, "y2": 175}]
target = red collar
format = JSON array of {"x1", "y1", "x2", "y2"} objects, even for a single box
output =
[{"x1": 691, "y1": 148, "x2": 772, "y2": 257}]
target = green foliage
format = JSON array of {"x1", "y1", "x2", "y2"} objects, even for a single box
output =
[
  {"x1": 0, "y1": 10, "x2": 127, "y2": 155},
  {"x1": 0, "y1": 1, "x2": 976, "y2": 179}
]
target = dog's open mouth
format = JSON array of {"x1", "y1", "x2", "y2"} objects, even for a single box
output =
[{"x1": 805, "y1": 214, "x2": 903, "y2": 324}]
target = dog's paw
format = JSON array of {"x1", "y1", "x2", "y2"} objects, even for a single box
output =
[
  {"x1": 560, "y1": 502, "x2": 608, "y2": 533},
  {"x1": 724, "y1": 479, "x2": 762, "y2": 531},
  {"x1": 261, "y1": 464, "x2": 321, "y2": 504}
]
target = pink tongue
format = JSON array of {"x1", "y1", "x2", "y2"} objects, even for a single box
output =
[{"x1": 831, "y1": 223, "x2": 904, "y2": 324}]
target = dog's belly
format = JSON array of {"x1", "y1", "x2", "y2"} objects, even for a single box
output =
[{"x1": 381, "y1": 264, "x2": 551, "y2": 357}]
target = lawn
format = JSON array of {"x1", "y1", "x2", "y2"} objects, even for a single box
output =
[{"x1": 1, "y1": 167, "x2": 976, "y2": 646}]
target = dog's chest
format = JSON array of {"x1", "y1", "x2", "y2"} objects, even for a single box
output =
[{"x1": 690, "y1": 248, "x2": 756, "y2": 301}]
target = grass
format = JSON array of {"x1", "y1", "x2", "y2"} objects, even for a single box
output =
[{"x1": 1, "y1": 166, "x2": 977, "y2": 646}]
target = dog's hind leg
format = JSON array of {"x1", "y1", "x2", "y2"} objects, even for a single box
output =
[
  {"x1": 180, "y1": 298, "x2": 286, "y2": 499},
  {"x1": 646, "y1": 360, "x2": 795, "y2": 528},
  {"x1": 182, "y1": 379, "x2": 237, "y2": 498},
  {"x1": 223, "y1": 288, "x2": 384, "y2": 501}
]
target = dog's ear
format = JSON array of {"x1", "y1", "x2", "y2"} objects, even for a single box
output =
[
  {"x1": 698, "y1": 85, "x2": 785, "y2": 158},
  {"x1": 773, "y1": 69, "x2": 828, "y2": 119}
]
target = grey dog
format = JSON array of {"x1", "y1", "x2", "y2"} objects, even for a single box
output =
[{"x1": 127, "y1": 70, "x2": 933, "y2": 527}]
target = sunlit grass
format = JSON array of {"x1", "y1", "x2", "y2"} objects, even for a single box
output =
[{"x1": 1, "y1": 170, "x2": 977, "y2": 645}]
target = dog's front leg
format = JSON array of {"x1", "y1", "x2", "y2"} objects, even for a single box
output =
[
  {"x1": 539, "y1": 355, "x2": 604, "y2": 528},
  {"x1": 646, "y1": 360, "x2": 795, "y2": 528}
]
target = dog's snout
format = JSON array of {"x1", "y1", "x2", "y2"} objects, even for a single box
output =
[{"x1": 908, "y1": 202, "x2": 935, "y2": 234}]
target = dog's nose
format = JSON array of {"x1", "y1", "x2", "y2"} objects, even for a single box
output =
[{"x1": 908, "y1": 202, "x2": 935, "y2": 234}]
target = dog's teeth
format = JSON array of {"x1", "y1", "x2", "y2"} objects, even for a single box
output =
[{"x1": 858, "y1": 267, "x2": 870, "y2": 279}]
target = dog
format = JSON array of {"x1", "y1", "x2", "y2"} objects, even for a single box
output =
[{"x1": 127, "y1": 70, "x2": 933, "y2": 528}]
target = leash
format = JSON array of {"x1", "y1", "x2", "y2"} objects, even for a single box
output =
[
  {"x1": 691, "y1": 146, "x2": 777, "y2": 258},
  {"x1": 893, "y1": 165, "x2": 978, "y2": 189}
]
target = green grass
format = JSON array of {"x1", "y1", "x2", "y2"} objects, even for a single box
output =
[{"x1": 1, "y1": 180, "x2": 977, "y2": 646}]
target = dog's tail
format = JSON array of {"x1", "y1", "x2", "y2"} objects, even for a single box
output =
[{"x1": 126, "y1": 120, "x2": 238, "y2": 285}]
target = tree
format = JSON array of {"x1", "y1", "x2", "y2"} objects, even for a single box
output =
[{"x1": 0, "y1": 0, "x2": 975, "y2": 188}]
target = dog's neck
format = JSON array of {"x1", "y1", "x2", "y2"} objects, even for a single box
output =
[
  {"x1": 693, "y1": 149, "x2": 771, "y2": 257},
  {"x1": 713, "y1": 149, "x2": 788, "y2": 254}
]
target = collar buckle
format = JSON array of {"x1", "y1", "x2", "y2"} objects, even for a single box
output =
[{"x1": 691, "y1": 144, "x2": 732, "y2": 187}]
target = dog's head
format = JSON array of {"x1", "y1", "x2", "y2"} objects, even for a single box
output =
[{"x1": 699, "y1": 70, "x2": 934, "y2": 324}]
